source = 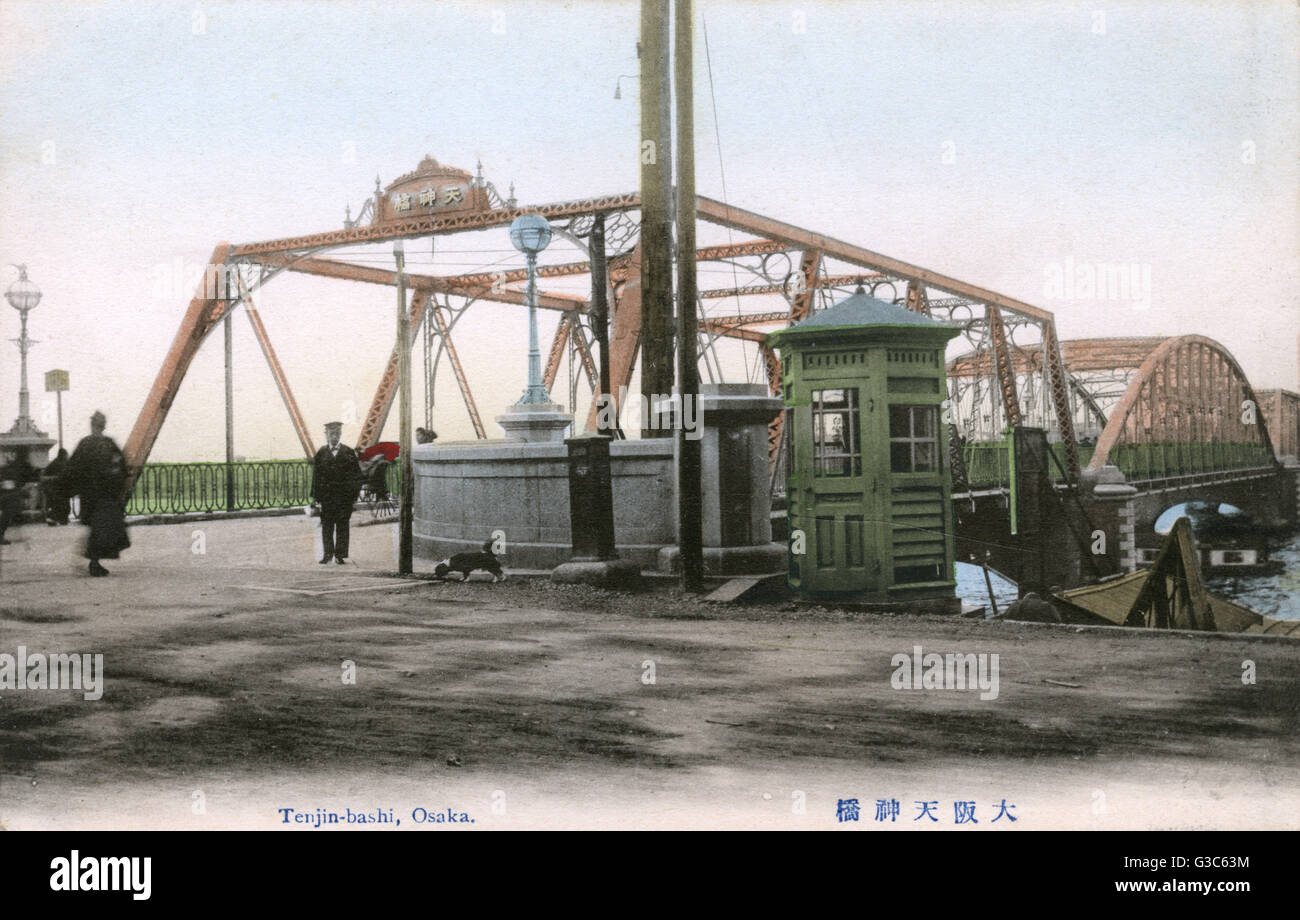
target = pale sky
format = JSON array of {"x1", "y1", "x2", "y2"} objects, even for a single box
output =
[{"x1": 1, "y1": 0, "x2": 1296, "y2": 460}]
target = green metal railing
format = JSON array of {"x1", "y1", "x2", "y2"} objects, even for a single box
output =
[
  {"x1": 1106, "y1": 441, "x2": 1273, "y2": 482},
  {"x1": 126, "y1": 460, "x2": 402, "y2": 515},
  {"x1": 961, "y1": 441, "x2": 1094, "y2": 489},
  {"x1": 961, "y1": 438, "x2": 1272, "y2": 490}
]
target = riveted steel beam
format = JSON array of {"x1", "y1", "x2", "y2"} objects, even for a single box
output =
[
  {"x1": 123, "y1": 243, "x2": 234, "y2": 489},
  {"x1": 985, "y1": 305, "x2": 1022, "y2": 427},
  {"x1": 236, "y1": 275, "x2": 315, "y2": 459},
  {"x1": 543, "y1": 313, "x2": 574, "y2": 390},
  {"x1": 230, "y1": 192, "x2": 641, "y2": 256},
  {"x1": 695, "y1": 196, "x2": 1056, "y2": 324},
  {"x1": 584, "y1": 248, "x2": 643, "y2": 432},
  {"x1": 445, "y1": 260, "x2": 594, "y2": 289},
  {"x1": 1043, "y1": 320, "x2": 1081, "y2": 480},
  {"x1": 791, "y1": 251, "x2": 822, "y2": 322},
  {"x1": 570, "y1": 318, "x2": 599, "y2": 392},
  {"x1": 699, "y1": 271, "x2": 887, "y2": 301},
  {"x1": 697, "y1": 239, "x2": 790, "y2": 260},
  {"x1": 697, "y1": 319, "x2": 768, "y2": 342},
  {"x1": 702, "y1": 311, "x2": 792, "y2": 328},
  {"x1": 905, "y1": 279, "x2": 931, "y2": 316},
  {"x1": 358, "y1": 290, "x2": 431, "y2": 449},
  {"x1": 438, "y1": 240, "x2": 792, "y2": 290},
  {"x1": 250, "y1": 255, "x2": 589, "y2": 314},
  {"x1": 760, "y1": 343, "x2": 784, "y2": 471},
  {"x1": 428, "y1": 303, "x2": 485, "y2": 439}
]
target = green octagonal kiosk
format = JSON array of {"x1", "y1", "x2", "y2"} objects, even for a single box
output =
[{"x1": 768, "y1": 287, "x2": 962, "y2": 611}]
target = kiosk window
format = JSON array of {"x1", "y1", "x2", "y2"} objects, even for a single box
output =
[
  {"x1": 889, "y1": 405, "x2": 938, "y2": 473},
  {"x1": 811, "y1": 388, "x2": 861, "y2": 477}
]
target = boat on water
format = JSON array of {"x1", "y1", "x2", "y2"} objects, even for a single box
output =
[
  {"x1": 1053, "y1": 517, "x2": 1300, "y2": 638},
  {"x1": 1136, "y1": 501, "x2": 1283, "y2": 577}
]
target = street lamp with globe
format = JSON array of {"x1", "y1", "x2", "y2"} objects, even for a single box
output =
[
  {"x1": 495, "y1": 214, "x2": 571, "y2": 442},
  {"x1": 509, "y1": 214, "x2": 553, "y2": 406},
  {"x1": 5, "y1": 265, "x2": 42, "y2": 433}
]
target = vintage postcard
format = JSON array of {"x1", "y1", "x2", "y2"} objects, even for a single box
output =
[{"x1": 0, "y1": 0, "x2": 1296, "y2": 858}]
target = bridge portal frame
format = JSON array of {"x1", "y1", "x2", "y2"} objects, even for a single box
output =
[{"x1": 122, "y1": 184, "x2": 1081, "y2": 491}]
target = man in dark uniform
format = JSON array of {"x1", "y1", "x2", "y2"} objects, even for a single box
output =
[
  {"x1": 63, "y1": 411, "x2": 130, "y2": 576},
  {"x1": 311, "y1": 421, "x2": 362, "y2": 565}
]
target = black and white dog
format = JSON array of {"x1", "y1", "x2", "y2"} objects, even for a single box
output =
[{"x1": 433, "y1": 538, "x2": 506, "y2": 582}]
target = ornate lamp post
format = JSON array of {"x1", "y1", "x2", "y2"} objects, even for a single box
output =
[
  {"x1": 495, "y1": 215, "x2": 571, "y2": 442},
  {"x1": 5, "y1": 265, "x2": 42, "y2": 434},
  {"x1": 2, "y1": 265, "x2": 55, "y2": 514},
  {"x1": 509, "y1": 214, "x2": 553, "y2": 405}
]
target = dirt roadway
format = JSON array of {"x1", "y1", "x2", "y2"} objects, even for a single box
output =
[{"x1": 1, "y1": 516, "x2": 1297, "y2": 830}]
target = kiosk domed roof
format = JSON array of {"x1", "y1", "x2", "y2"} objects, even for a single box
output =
[
  {"x1": 767, "y1": 286, "x2": 959, "y2": 350},
  {"x1": 793, "y1": 288, "x2": 947, "y2": 329}
]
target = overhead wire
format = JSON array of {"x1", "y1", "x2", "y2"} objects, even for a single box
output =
[{"x1": 703, "y1": 16, "x2": 758, "y2": 385}]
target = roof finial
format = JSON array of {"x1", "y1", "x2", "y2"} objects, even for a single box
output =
[{"x1": 854, "y1": 283, "x2": 866, "y2": 295}]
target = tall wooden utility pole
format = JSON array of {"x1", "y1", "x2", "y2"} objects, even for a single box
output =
[
  {"x1": 640, "y1": 0, "x2": 674, "y2": 437},
  {"x1": 590, "y1": 214, "x2": 620, "y2": 437},
  {"x1": 675, "y1": 0, "x2": 703, "y2": 591},
  {"x1": 396, "y1": 241, "x2": 414, "y2": 574}
]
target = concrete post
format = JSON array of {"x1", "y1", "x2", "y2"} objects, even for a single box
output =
[
  {"x1": 1086, "y1": 465, "x2": 1140, "y2": 574},
  {"x1": 657, "y1": 383, "x2": 787, "y2": 575}
]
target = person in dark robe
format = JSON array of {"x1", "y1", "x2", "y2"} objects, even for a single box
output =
[
  {"x1": 63, "y1": 412, "x2": 130, "y2": 576},
  {"x1": 42, "y1": 448, "x2": 70, "y2": 525},
  {"x1": 311, "y1": 421, "x2": 362, "y2": 564}
]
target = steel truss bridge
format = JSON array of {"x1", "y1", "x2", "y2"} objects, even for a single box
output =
[
  {"x1": 122, "y1": 159, "x2": 1279, "y2": 502},
  {"x1": 947, "y1": 334, "x2": 1278, "y2": 491}
]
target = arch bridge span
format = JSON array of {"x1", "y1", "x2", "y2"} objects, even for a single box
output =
[
  {"x1": 948, "y1": 334, "x2": 1278, "y2": 488},
  {"x1": 1087, "y1": 334, "x2": 1274, "y2": 478}
]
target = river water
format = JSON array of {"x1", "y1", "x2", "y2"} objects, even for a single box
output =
[
  {"x1": 955, "y1": 562, "x2": 1019, "y2": 612},
  {"x1": 1207, "y1": 529, "x2": 1300, "y2": 620},
  {"x1": 956, "y1": 530, "x2": 1300, "y2": 620}
]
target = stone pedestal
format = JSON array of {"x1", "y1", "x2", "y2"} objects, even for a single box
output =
[
  {"x1": 413, "y1": 439, "x2": 675, "y2": 570},
  {"x1": 0, "y1": 424, "x2": 55, "y2": 469},
  {"x1": 1084, "y1": 464, "x2": 1140, "y2": 573},
  {"x1": 657, "y1": 383, "x2": 787, "y2": 576},
  {"x1": 417, "y1": 385, "x2": 790, "y2": 581},
  {"x1": 495, "y1": 402, "x2": 572, "y2": 443},
  {"x1": 1, "y1": 419, "x2": 56, "y2": 522}
]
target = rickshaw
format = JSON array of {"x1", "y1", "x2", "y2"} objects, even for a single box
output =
[{"x1": 357, "y1": 442, "x2": 400, "y2": 520}]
